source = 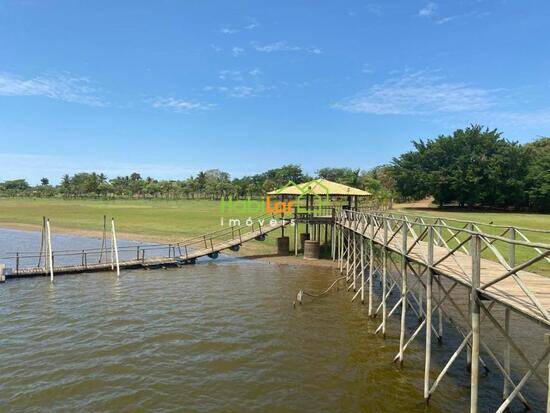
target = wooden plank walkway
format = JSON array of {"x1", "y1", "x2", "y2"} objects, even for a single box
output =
[
  {"x1": 339, "y1": 218, "x2": 550, "y2": 327},
  {"x1": 9, "y1": 221, "x2": 289, "y2": 279}
]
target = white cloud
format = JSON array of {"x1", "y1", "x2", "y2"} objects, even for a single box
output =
[
  {"x1": 205, "y1": 69, "x2": 274, "y2": 98},
  {"x1": 333, "y1": 69, "x2": 550, "y2": 132},
  {"x1": 418, "y1": 2, "x2": 437, "y2": 17},
  {"x1": 435, "y1": 11, "x2": 491, "y2": 25},
  {"x1": 243, "y1": 18, "x2": 260, "y2": 30},
  {"x1": 220, "y1": 17, "x2": 260, "y2": 35},
  {"x1": 232, "y1": 46, "x2": 245, "y2": 57},
  {"x1": 0, "y1": 71, "x2": 106, "y2": 106},
  {"x1": 204, "y1": 84, "x2": 274, "y2": 99},
  {"x1": 251, "y1": 41, "x2": 322, "y2": 55},
  {"x1": 362, "y1": 64, "x2": 374, "y2": 74},
  {"x1": 220, "y1": 28, "x2": 238, "y2": 34},
  {"x1": 333, "y1": 71, "x2": 496, "y2": 115},
  {"x1": 365, "y1": 3, "x2": 382, "y2": 16},
  {"x1": 151, "y1": 97, "x2": 215, "y2": 113},
  {"x1": 218, "y1": 70, "x2": 243, "y2": 82}
]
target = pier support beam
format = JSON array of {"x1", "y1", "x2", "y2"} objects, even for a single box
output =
[
  {"x1": 368, "y1": 222, "x2": 374, "y2": 317},
  {"x1": 46, "y1": 218, "x2": 54, "y2": 282},
  {"x1": 503, "y1": 307, "x2": 511, "y2": 402},
  {"x1": 111, "y1": 218, "x2": 120, "y2": 277},
  {"x1": 381, "y1": 221, "x2": 388, "y2": 337},
  {"x1": 397, "y1": 223, "x2": 408, "y2": 366},
  {"x1": 470, "y1": 234, "x2": 481, "y2": 413},
  {"x1": 360, "y1": 234, "x2": 365, "y2": 304},
  {"x1": 547, "y1": 333, "x2": 550, "y2": 413},
  {"x1": 424, "y1": 226, "x2": 434, "y2": 402}
]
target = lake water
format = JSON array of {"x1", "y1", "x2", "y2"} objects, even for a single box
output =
[{"x1": 0, "y1": 228, "x2": 547, "y2": 412}]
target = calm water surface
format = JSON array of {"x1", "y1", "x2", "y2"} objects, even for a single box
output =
[{"x1": 0, "y1": 228, "x2": 547, "y2": 412}]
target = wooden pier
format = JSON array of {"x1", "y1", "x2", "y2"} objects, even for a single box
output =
[
  {"x1": 2, "y1": 215, "x2": 290, "y2": 279},
  {"x1": 334, "y1": 209, "x2": 549, "y2": 412}
]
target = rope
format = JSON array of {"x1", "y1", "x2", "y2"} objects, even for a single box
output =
[{"x1": 294, "y1": 276, "x2": 347, "y2": 306}]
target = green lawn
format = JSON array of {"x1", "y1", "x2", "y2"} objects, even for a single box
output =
[
  {"x1": 0, "y1": 198, "x2": 547, "y2": 273},
  {"x1": 0, "y1": 198, "x2": 258, "y2": 239},
  {"x1": 0, "y1": 198, "x2": 301, "y2": 254}
]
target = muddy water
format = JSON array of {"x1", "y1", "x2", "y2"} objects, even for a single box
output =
[{"x1": 0, "y1": 229, "x2": 547, "y2": 412}]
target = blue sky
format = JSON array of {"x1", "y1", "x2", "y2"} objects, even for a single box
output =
[{"x1": 1, "y1": 0, "x2": 549, "y2": 183}]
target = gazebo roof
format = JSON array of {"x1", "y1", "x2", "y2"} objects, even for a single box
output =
[{"x1": 267, "y1": 178, "x2": 371, "y2": 197}]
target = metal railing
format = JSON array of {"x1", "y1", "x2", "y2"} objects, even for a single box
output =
[
  {"x1": 0, "y1": 212, "x2": 282, "y2": 275},
  {"x1": 337, "y1": 209, "x2": 550, "y2": 324}
]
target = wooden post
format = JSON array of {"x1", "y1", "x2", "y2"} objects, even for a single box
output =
[
  {"x1": 470, "y1": 234, "x2": 481, "y2": 413},
  {"x1": 382, "y1": 219, "x2": 388, "y2": 338},
  {"x1": 331, "y1": 222, "x2": 336, "y2": 260},
  {"x1": 46, "y1": 218, "x2": 54, "y2": 282},
  {"x1": 99, "y1": 215, "x2": 107, "y2": 263},
  {"x1": 15, "y1": 252, "x2": 19, "y2": 276},
  {"x1": 339, "y1": 225, "x2": 343, "y2": 271},
  {"x1": 438, "y1": 273, "x2": 444, "y2": 341},
  {"x1": 353, "y1": 230, "x2": 357, "y2": 291},
  {"x1": 294, "y1": 220, "x2": 298, "y2": 256},
  {"x1": 110, "y1": 227, "x2": 114, "y2": 270},
  {"x1": 503, "y1": 307, "x2": 511, "y2": 401},
  {"x1": 37, "y1": 216, "x2": 46, "y2": 267},
  {"x1": 111, "y1": 218, "x2": 120, "y2": 277},
  {"x1": 467, "y1": 293, "x2": 472, "y2": 369},
  {"x1": 360, "y1": 234, "x2": 365, "y2": 304},
  {"x1": 503, "y1": 229, "x2": 514, "y2": 394},
  {"x1": 547, "y1": 333, "x2": 550, "y2": 413},
  {"x1": 398, "y1": 223, "x2": 408, "y2": 365},
  {"x1": 368, "y1": 220, "x2": 374, "y2": 317},
  {"x1": 508, "y1": 227, "x2": 516, "y2": 268},
  {"x1": 418, "y1": 262, "x2": 424, "y2": 321},
  {"x1": 346, "y1": 229, "x2": 351, "y2": 280},
  {"x1": 424, "y1": 226, "x2": 434, "y2": 402}
]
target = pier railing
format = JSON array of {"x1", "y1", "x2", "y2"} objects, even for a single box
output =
[
  {"x1": 350, "y1": 209, "x2": 550, "y2": 273},
  {"x1": 0, "y1": 212, "x2": 284, "y2": 275},
  {"x1": 338, "y1": 209, "x2": 550, "y2": 323},
  {"x1": 334, "y1": 209, "x2": 549, "y2": 412}
]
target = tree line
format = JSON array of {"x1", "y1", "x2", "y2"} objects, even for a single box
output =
[
  {"x1": 1, "y1": 125, "x2": 548, "y2": 211},
  {"x1": 0, "y1": 164, "x2": 394, "y2": 206},
  {"x1": 392, "y1": 126, "x2": 549, "y2": 212}
]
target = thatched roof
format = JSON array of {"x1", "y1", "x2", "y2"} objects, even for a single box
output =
[{"x1": 267, "y1": 178, "x2": 371, "y2": 197}]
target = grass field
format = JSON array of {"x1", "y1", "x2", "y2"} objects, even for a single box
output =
[{"x1": 0, "y1": 198, "x2": 548, "y2": 272}]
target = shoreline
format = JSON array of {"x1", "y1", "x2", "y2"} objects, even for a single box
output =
[{"x1": 0, "y1": 222, "x2": 338, "y2": 269}]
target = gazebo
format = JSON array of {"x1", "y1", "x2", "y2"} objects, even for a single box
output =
[
  {"x1": 267, "y1": 178, "x2": 371, "y2": 212},
  {"x1": 267, "y1": 178, "x2": 371, "y2": 258}
]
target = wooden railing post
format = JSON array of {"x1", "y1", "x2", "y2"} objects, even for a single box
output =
[
  {"x1": 470, "y1": 234, "x2": 481, "y2": 413},
  {"x1": 398, "y1": 222, "x2": 408, "y2": 365},
  {"x1": 424, "y1": 226, "x2": 434, "y2": 402},
  {"x1": 46, "y1": 218, "x2": 54, "y2": 282},
  {"x1": 382, "y1": 219, "x2": 388, "y2": 337},
  {"x1": 111, "y1": 218, "x2": 120, "y2": 277}
]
